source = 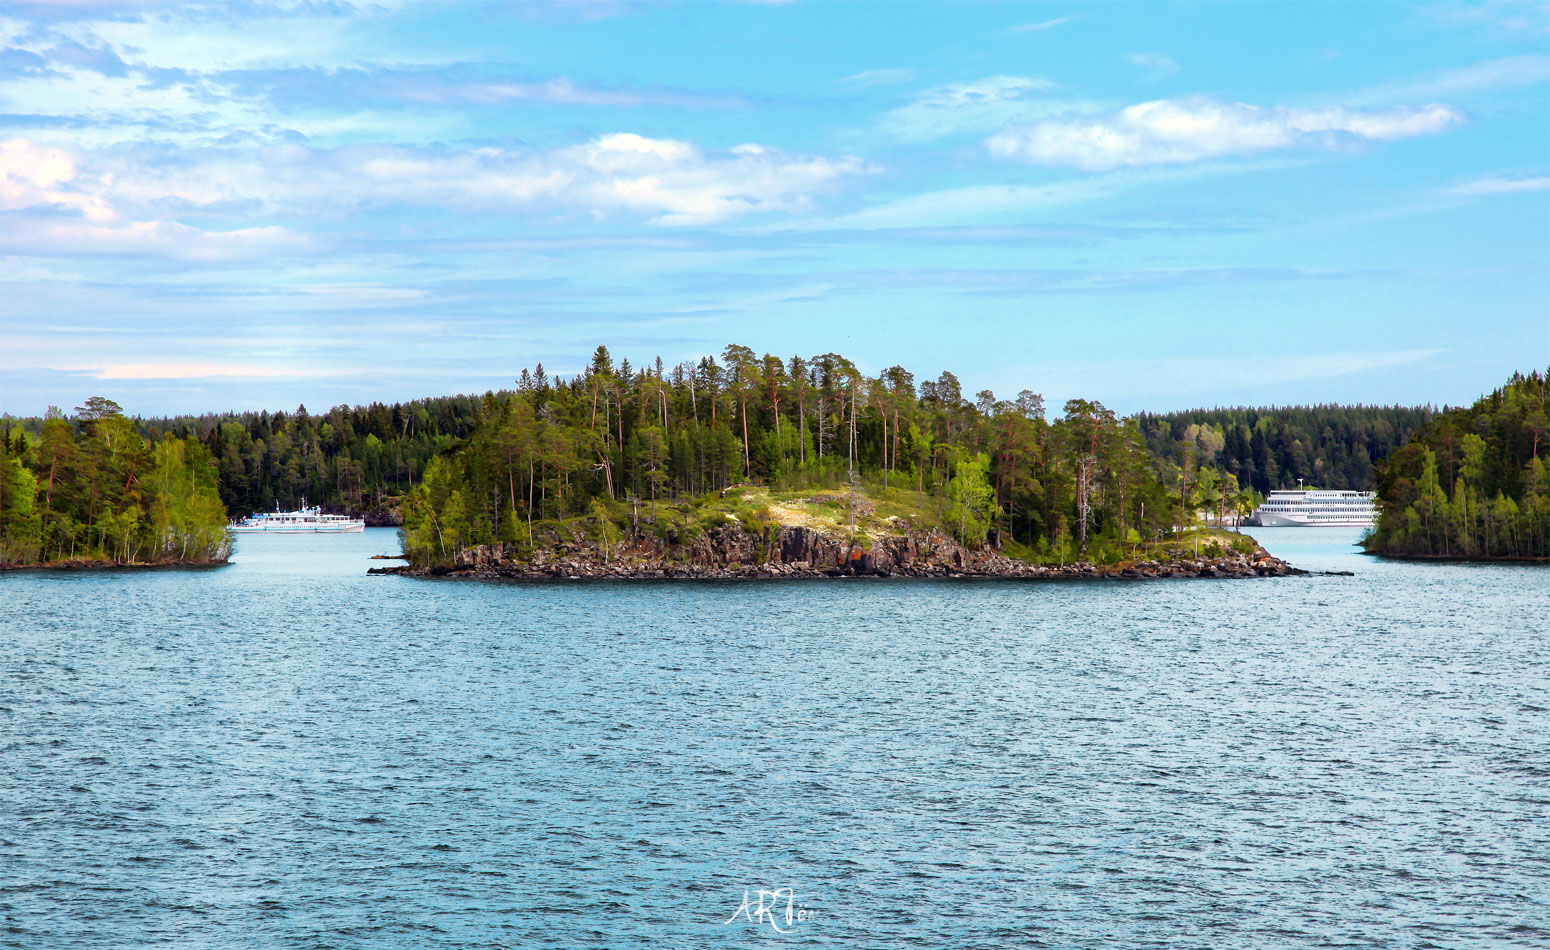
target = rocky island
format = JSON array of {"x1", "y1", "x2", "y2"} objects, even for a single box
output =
[{"x1": 376, "y1": 485, "x2": 1302, "y2": 581}]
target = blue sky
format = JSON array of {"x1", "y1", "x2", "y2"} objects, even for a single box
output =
[{"x1": 2, "y1": 0, "x2": 1546, "y2": 417}]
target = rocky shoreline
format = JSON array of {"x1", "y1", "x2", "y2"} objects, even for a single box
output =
[
  {"x1": 1361, "y1": 550, "x2": 1549, "y2": 564},
  {"x1": 1, "y1": 558, "x2": 229, "y2": 571},
  {"x1": 372, "y1": 523, "x2": 1306, "y2": 581}
]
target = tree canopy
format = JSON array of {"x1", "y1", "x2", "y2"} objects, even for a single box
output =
[
  {"x1": 1137, "y1": 404, "x2": 1434, "y2": 494},
  {"x1": 395, "y1": 345, "x2": 1195, "y2": 565},
  {"x1": 1, "y1": 399, "x2": 229, "y2": 565},
  {"x1": 1365, "y1": 370, "x2": 1549, "y2": 559}
]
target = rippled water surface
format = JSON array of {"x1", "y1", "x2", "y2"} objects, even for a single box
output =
[{"x1": 3, "y1": 528, "x2": 1548, "y2": 948}]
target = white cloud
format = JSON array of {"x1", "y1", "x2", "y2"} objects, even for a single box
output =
[
  {"x1": 298, "y1": 283, "x2": 430, "y2": 302},
  {"x1": 1346, "y1": 54, "x2": 1550, "y2": 106},
  {"x1": 340, "y1": 133, "x2": 866, "y2": 226},
  {"x1": 1, "y1": 138, "x2": 75, "y2": 205},
  {"x1": 760, "y1": 156, "x2": 1297, "y2": 232},
  {"x1": 409, "y1": 77, "x2": 744, "y2": 110},
  {"x1": 770, "y1": 181, "x2": 1107, "y2": 232},
  {"x1": 876, "y1": 75, "x2": 1071, "y2": 142},
  {"x1": 836, "y1": 68, "x2": 917, "y2": 89},
  {"x1": 86, "y1": 361, "x2": 305, "y2": 380},
  {"x1": 1, "y1": 137, "x2": 312, "y2": 258},
  {"x1": 1021, "y1": 349, "x2": 1443, "y2": 403},
  {"x1": 986, "y1": 97, "x2": 1464, "y2": 170},
  {"x1": 3, "y1": 218, "x2": 309, "y2": 260},
  {"x1": 0, "y1": 133, "x2": 870, "y2": 258},
  {"x1": 0, "y1": 137, "x2": 114, "y2": 221},
  {"x1": 53, "y1": 7, "x2": 361, "y2": 72},
  {"x1": 1007, "y1": 16, "x2": 1078, "y2": 33},
  {"x1": 1423, "y1": 4, "x2": 1550, "y2": 37},
  {"x1": 1448, "y1": 174, "x2": 1550, "y2": 196},
  {"x1": 1125, "y1": 52, "x2": 1179, "y2": 81}
]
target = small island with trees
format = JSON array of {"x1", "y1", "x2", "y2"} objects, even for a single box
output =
[{"x1": 374, "y1": 344, "x2": 1311, "y2": 580}]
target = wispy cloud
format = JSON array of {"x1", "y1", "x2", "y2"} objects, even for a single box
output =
[
  {"x1": 49, "y1": 7, "x2": 367, "y2": 73},
  {"x1": 1447, "y1": 173, "x2": 1550, "y2": 196},
  {"x1": 1007, "y1": 15, "x2": 1078, "y2": 34},
  {"x1": 0, "y1": 51, "x2": 747, "y2": 151},
  {"x1": 677, "y1": 264, "x2": 1386, "y2": 299},
  {"x1": 0, "y1": 217, "x2": 309, "y2": 260},
  {"x1": 85, "y1": 361, "x2": 308, "y2": 380},
  {"x1": 1019, "y1": 349, "x2": 1444, "y2": 404},
  {"x1": 233, "y1": 68, "x2": 749, "y2": 110},
  {"x1": 762, "y1": 157, "x2": 1297, "y2": 232},
  {"x1": 1422, "y1": 3, "x2": 1550, "y2": 37},
  {"x1": 987, "y1": 97, "x2": 1463, "y2": 170},
  {"x1": 836, "y1": 68, "x2": 916, "y2": 89},
  {"x1": 1125, "y1": 52, "x2": 1179, "y2": 81},
  {"x1": 768, "y1": 181, "x2": 1105, "y2": 232},
  {"x1": 1345, "y1": 54, "x2": 1550, "y2": 106},
  {"x1": 874, "y1": 75, "x2": 1074, "y2": 142}
]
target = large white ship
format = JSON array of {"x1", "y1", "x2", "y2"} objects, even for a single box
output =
[
  {"x1": 1248, "y1": 488, "x2": 1377, "y2": 527},
  {"x1": 231, "y1": 504, "x2": 365, "y2": 533}
]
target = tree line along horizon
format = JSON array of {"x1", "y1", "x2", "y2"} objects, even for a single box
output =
[{"x1": 2, "y1": 347, "x2": 1542, "y2": 565}]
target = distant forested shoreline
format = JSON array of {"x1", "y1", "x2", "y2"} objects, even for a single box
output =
[
  {"x1": 6, "y1": 394, "x2": 486, "y2": 529},
  {"x1": 1138, "y1": 405, "x2": 1434, "y2": 494}
]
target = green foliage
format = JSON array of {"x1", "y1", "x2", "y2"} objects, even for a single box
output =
[
  {"x1": 733, "y1": 502, "x2": 776, "y2": 536},
  {"x1": 383, "y1": 345, "x2": 1208, "y2": 566},
  {"x1": 589, "y1": 498, "x2": 614, "y2": 561},
  {"x1": 0, "y1": 399, "x2": 230, "y2": 564},
  {"x1": 400, "y1": 455, "x2": 473, "y2": 565},
  {"x1": 145, "y1": 436, "x2": 230, "y2": 562},
  {"x1": 4, "y1": 347, "x2": 1428, "y2": 571},
  {"x1": 2, "y1": 393, "x2": 494, "y2": 521},
  {"x1": 0, "y1": 449, "x2": 42, "y2": 565},
  {"x1": 1365, "y1": 369, "x2": 1549, "y2": 559},
  {"x1": 1138, "y1": 404, "x2": 1433, "y2": 493},
  {"x1": 946, "y1": 452, "x2": 1000, "y2": 548}
]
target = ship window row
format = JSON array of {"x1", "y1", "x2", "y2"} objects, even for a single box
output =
[{"x1": 1268, "y1": 502, "x2": 1369, "y2": 506}]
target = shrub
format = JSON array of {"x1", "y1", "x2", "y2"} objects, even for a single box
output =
[{"x1": 735, "y1": 502, "x2": 775, "y2": 536}]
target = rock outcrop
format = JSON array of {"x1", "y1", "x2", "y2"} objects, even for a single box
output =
[{"x1": 372, "y1": 522, "x2": 1304, "y2": 581}]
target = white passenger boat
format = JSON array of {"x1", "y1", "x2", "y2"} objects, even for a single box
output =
[
  {"x1": 1248, "y1": 488, "x2": 1377, "y2": 527},
  {"x1": 231, "y1": 504, "x2": 365, "y2": 533}
]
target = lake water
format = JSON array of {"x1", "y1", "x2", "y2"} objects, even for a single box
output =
[{"x1": 3, "y1": 527, "x2": 1547, "y2": 948}]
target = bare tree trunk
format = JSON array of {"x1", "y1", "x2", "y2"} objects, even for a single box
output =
[
  {"x1": 798, "y1": 391, "x2": 806, "y2": 465},
  {"x1": 892, "y1": 409, "x2": 899, "y2": 483},
  {"x1": 848, "y1": 384, "x2": 856, "y2": 481},
  {"x1": 1077, "y1": 455, "x2": 1095, "y2": 548},
  {"x1": 740, "y1": 385, "x2": 751, "y2": 477},
  {"x1": 881, "y1": 408, "x2": 888, "y2": 491}
]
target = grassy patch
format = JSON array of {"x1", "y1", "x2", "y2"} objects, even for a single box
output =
[{"x1": 1141, "y1": 526, "x2": 1259, "y2": 559}]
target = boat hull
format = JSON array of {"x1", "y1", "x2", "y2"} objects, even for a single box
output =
[{"x1": 1255, "y1": 510, "x2": 1373, "y2": 527}]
